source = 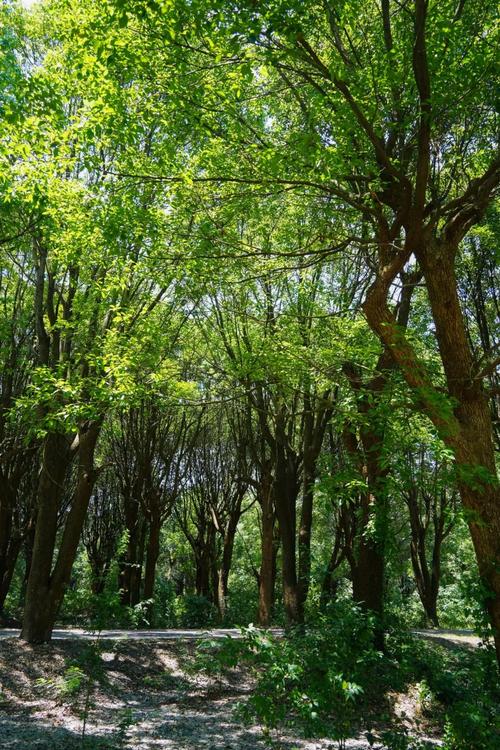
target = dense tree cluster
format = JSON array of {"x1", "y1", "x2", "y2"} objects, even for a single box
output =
[{"x1": 0, "y1": 0, "x2": 498, "y2": 671}]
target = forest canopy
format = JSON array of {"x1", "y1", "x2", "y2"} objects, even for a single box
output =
[{"x1": 0, "y1": 0, "x2": 499, "y2": 746}]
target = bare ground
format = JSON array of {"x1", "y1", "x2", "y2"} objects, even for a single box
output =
[{"x1": 0, "y1": 637, "x2": 444, "y2": 749}]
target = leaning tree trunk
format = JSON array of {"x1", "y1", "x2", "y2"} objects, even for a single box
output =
[
  {"x1": 363, "y1": 244, "x2": 500, "y2": 664},
  {"x1": 21, "y1": 422, "x2": 100, "y2": 643},
  {"x1": 420, "y1": 244, "x2": 500, "y2": 658}
]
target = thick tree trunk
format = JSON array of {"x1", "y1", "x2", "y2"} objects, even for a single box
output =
[
  {"x1": 195, "y1": 548, "x2": 211, "y2": 599},
  {"x1": 363, "y1": 244, "x2": 500, "y2": 663},
  {"x1": 421, "y1": 246, "x2": 500, "y2": 656},
  {"x1": 351, "y1": 502, "x2": 385, "y2": 616},
  {"x1": 258, "y1": 479, "x2": 276, "y2": 626},
  {"x1": 273, "y1": 439, "x2": 301, "y2": 624},
  {"x1": 20, "y1": 432, "x2": 71, "y2": 642},
  {"x1": 90, "y1": 570, "x2": 106, "y2": 596},
  {"x1": 21, "y1": 423, "x2": 100, "y2": 643},
  {"x1": 341, "y1": 416, "x2": 387, "y2": 646},
  {"x1": 357, "y1": 430, "x2": 389, "y2": 648},
  {"x1": 19, "y1": 519, "x2": 36, "y2": 610}
]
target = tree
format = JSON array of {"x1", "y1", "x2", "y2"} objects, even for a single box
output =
[
  {"x1": 113, "y1": 0, "x2": 500, "y2": 659},
  {"x1": 398, "y1": 445, "x2": 457, "y2": 627},
  {"x1": 82, "y1": 470, "x2": 122, "y2": 596}
]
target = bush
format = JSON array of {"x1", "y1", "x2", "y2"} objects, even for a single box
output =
[
  {"x1": 177, "y1": 593, "x2": 218, "y2": 628},
  {"x1": 198, "y1": 600, "x2": 382, "y2": 744},
  {"x1": 405, "y1": 639, "x2": 500, "y2": 750}
]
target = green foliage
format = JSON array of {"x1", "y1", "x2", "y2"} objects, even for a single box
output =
[
  {"x1": 36, "y1": 664, "x2": 87, "y2": 702},
  {"x1": 198, "y1": 602, "x2": 381, "y2": 743},
  {"x1": 408, "y1": 642, "x2": 500, "y2": 750}
]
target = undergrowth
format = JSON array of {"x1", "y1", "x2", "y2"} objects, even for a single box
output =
[{"x1": 196, "y1": 601, "x2": 500, "y2": 750}]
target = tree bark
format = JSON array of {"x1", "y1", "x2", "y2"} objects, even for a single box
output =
[
  {"x1": 216, "y1": 513, "x2": 239, "y2": 620},
  {"x1": 273, "y1": 432, "x2": 300, "y2": 625},
  {"x1": 120, "y1": 496, "x2": 143, "y2": 607},
  {"x1": 419, "y1": 243, "x2": 500, "y2": 652},
  {"x1": 297, "y1": 462, "x2": 314, "y2": 622},
  {"x1": 21, "y1": 422, "x2": 101, "y2": 643},
  {"x1": 0, "y1": 484, "x2": 21, "y2": 614},
  {"x1": 143, "y1": 513, "x2": 161, "y2": 602},
  {"x1": 364, "y1": 242, "x2": 500, "y2": 663},
  {"x1": 258, "y1": 474, "x2": 276, "y2": 626}
]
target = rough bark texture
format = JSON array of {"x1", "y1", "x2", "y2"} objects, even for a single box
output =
[
  {"x1": 363, "y1": 238, "x2": 500, "y2": 663},
  {"x1": 273, "y1": 425, "x2": 300, "y2": 625},
  {"x1": 258, "y1": 468, "x2": 276, "y2": 626},
  {"x1": 21, "y1": 422, "x2": 101, "y2": 643},
  {"x1": 143, "y1": 512, "x2": 161, "y2": 602},
  {"x1": 420, "y1": 243, "x2": 500, "y2": 656}
]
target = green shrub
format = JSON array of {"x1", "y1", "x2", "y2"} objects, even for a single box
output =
[
  {"x1": 407, "y1": 639, "x2": 499, "y2": 750},
  {"x1": 198, "y1": 601, "x2": 382, "y2": 744}
]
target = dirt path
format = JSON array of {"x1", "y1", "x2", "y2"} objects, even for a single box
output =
[
  {"x1": 0, "y1": 626, "x2": 479, "y2": 646},
  {"x1": 0, "y1": 627, "x2": 253, "y2": 641},
  {"x1": 411, "y1": 628, "x2": 481, "y2": 649}
]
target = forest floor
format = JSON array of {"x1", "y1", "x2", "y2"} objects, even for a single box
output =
[{"x1": 0, "y1": 631, "x2": 469, "y2": 749}]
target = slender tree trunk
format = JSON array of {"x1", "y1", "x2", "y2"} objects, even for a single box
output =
[
  {"x1": 21, "y1": 422, "x2": 100, "y2": 643},
  {"x1": 320, "y1": 560, "x2": 340, "y2": 611},
  {"x1": 120, "y1": 498, "x2": 142, "y2": 606},
  {"x1": 408, "y1": 497, "x2": 444, "y2": 628},
  {"x1": 0, "y1": 538, "x2": 21, "y2": 614},
  {"x1": 320, "y1": 527, "x2": 346, "y2": 611},
  {"x1": 0, "y1": 484, "x2": 21, "y2": 613},
  {"x1": 130, "y1": 517, "x2": 147, "y2": 606},
  {"x1": 272, "y1": 413, "x2": 301, "y2": 626},
  {"x1": 143, "y1": 514, "x2": 161, "y2": 602},
  {"x1": 216, "y1": 515, "x2": 239, "y2": 620},
  {"x1": 297, "y1": 462, "x2": 315, "y2": 621}
]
